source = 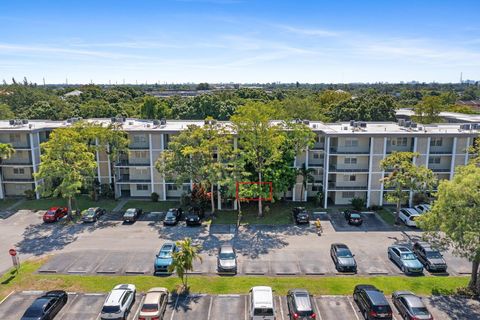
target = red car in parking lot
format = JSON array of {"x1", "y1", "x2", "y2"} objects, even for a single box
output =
[{"x1": 43, "y1": 207, "x2": 68, "y2": 223}]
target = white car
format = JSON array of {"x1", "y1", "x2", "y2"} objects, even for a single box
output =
[
  {"x1": 101, "y1": 284, "x2": 136, "y2": 320},
  {"x1": 399, "y1": 208, "x2": 421, "y2": 227},
  {"x1": 414, "y1": 204, "x2": 431, "y2": 214},
  {"x1": 249, "y1": 286, "x2": 276, "y2": 320},
  {"x1": 136, "y1": 287, "x2": 169, "y2": 320}
]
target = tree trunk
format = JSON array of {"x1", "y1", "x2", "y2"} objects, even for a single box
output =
[
  {"x1": 67, "y1": 197, "x2": 73, "y2": 221},
  {"x1": 469, "y1": 259, "x2": 480, "y2": 292},
  {"x1": 210, "y1": 184, "x2": 215, "y2": 214},
  {"x1": 300, "y1": 184, "x2": 304, "y2": 202},
  {"x1": 258, "y1": 171, "x2": 263, "y2": 217},
  {"x1": 236, "y1": 198, "x2": 242, "y2": 228},
  {"x1": 184, "y1": 271, "x2": 188, "y2": 290},
  {"x1": 395, "y1": 200, "x2": 401, "y2": 225}
]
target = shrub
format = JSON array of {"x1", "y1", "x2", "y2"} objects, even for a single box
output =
[
  {"x1": 24, "y1": 189, "x2": 36, "y2": 200},
  {"x1": 350, "y1": 197, "x2": 366, "y2": 211},
  {"x1": 151, "y1": 192, "x2": 159, "y2": 202}
]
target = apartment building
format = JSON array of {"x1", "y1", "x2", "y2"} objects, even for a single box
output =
[{"x1": 0, "y1": 118, "x2": 477, "y2": 208}]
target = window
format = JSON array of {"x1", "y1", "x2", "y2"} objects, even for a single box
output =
[
  {"x1": 182, "y1": 185, "x2": 191, "y2": 192},
  {"x1": 131, "y1": 151, "x2": 148, "y2": 158},
  {"x1": 344, "y1": 157, "x2": 357, "y2": 164},
  {"x1": 344, "y1": 139, "x2": 359, "y2": 147},
  {"x1": 9, "y1": 133, "x2": 21, "y2": 142},
  {"x1": 134, "y1": 168, "x2": 148, "y2": 176},
  {"x1": 167, "y1": 184, "x2": 178, "y2": 191},
  {"x1": 133, "y1": 134, "x2": 147, "y2": 145},
  {"x1": 312, "y1": 185, "x2": 321, "y2": 191},
  {"x1": 430, "y1": 137, "x2": 443, "y2": 147},
  {"x1": 342, "y1": 192, "x2": 355, "y2": 198},
  {"x1": 13, "y1": 168, "x2": 25, "y2": 175},
  {"x1": 389, "y1": 137, "x2": 408, "y2": 146},
  {"x1": 313, "y1": 153, "x2": 320, "y2": 159},
  {"x1": 343, "y1": 175, "x2": 356, "y2": 182},
  {"x1": 428, "y1": 157, "x2": 441, "y2": 164},
  {"x1": 136, "y1": 184, "x2": 149, "y2": 191}
]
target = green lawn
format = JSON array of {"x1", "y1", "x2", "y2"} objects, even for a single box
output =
[
  {"x1": 0, "y1": 260, "x2": 468, "y2": 300},
  {"x1": 121, "y1": 200, "x2": 180, "y2": 212},
  {"x1": 0, "y1": 198, "x2": 21, "y2": 210},
  {"x1": 17, "y1": 196, "x2": 118, "y2": 212},
  {"x1": 377, "y1": 208, "x2": 396, "y2": 225}
]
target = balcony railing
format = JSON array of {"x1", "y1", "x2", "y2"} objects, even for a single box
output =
[
  {"x1": 116, "y1": 175, "x2": 151, "y2": 183},
  {"x1": 115, "y1": 160, "x2": 150, "y2": 167},
  {"x1": 328, "y1": 183, "x2": 368, "y2": 190},
  {"x1": 329, "y1": 147, "x2": 369, "y2": 154},
  {"x1": 328, "y1": 166, "x2": 369, "y2": 172}
]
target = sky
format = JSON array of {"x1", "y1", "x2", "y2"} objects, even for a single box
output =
[{"x1": 1, "y1": 0, "x2": 480, "y2": 84}]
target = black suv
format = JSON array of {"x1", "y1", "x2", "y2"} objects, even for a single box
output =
[
  {"x1": 412, "y1": 241, "x2": 448, "y2": 273},
  {"x1": 353, "y1": 285, "x2": 392, "y2": 320},
  {"x1": 292, "y1": 207, "x2": 310, "y2": 224},
  {"x1": 286, "y1": 289, "x2": 316, "y2": 319},
  {"x1": 186, "y1": 212, "x2": 201, "y2": 226},
  {"x1": 344, "y1": 209, "x2": 363, "y2": 226}
]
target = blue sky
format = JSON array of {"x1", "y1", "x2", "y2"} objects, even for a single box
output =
[{"x1": 1, "y1": 0, "x2": 480, "y2": 84}]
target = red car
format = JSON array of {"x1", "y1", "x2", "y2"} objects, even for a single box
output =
[{"x1": 43, "y1": 207, "x2": 68, "y2": 223}]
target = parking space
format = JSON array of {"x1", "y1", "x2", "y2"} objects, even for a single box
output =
[
  {"x1": 0, "y1": 291, "x2": 41, "y2": 320},
  {"x1": 328, "y1": 211, "x2": 395, "y2": 232},
  {"x1": 210, "y1": 295, "x2": 247, "y2": 320},
  {"x1": 56, "y1": 293, "x2": 106, "y2": 320},
  {"x1": 165, "y1": 294, "x2": 211, "y2": 320},
  {"x1": 314, "y1": 296, "x2": 361, "y2": 320}
]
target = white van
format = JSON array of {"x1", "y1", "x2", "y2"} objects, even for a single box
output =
[{"x1": 249, "y1": 286, "x2": 276, "y2": 320}]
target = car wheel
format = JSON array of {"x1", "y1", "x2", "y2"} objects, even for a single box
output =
[
  {"x1": 402, "y1": 265, "x2": 406, "y2": 273},
  {"x1": 353, "y1": 293, "x2": 357, "y2": 302},
  {"x1": 363, "y1": 310, "x2": 368, "y2": 319},
  {"x1": 388, "y1": 252, "x2": 391, "y2": 260}
]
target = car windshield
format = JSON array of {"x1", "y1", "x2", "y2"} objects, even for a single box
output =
[
  {"x1": 253, "y1": 308, "x2": 274, "y2": 316},
  {"x1": 219, "y1": 251, "x2": 235, "y2": 260},
  {"x1": 337, "y1": 248, "x2": 353, "y2": 258},
  {"x1": 141, "y1": 303, "x2": 159, "y2": 312},
  {"x1": 84, "y1": 209, "x2": 95, "y2": 216},
  {"x1": 46, "y1": 210, "x2": 56, "y2": 215},
  {"x1": 23, "y1": 305, "x2": 44, "y2": 317},
  {"x1": 426, "y1": 251, "x2": 442, "y2": 259},
  {"x1": 102, "y1": 305, "x2": 120, "y2": 313},
  {"x1": 401, "y1": 253, "x2": 417, "y2": 260},
  {"x1": 124, "y1": 209, "x2": 136, "y2": 216},
  {"x1": 350, "y1": 213, "x2": 361, "y2": 218},
  {"x1": 411, "y1": 307, "x2": 430, "y2": 315},
  {"x1": 159, "y1": 248, "x2": 173, "y2": 258},
  {"x1": 166, "y1": 212, "x2": 175, "y2": 218}
]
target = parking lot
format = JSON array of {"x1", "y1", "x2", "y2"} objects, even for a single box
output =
[
  {"x1": 1, "y1": 291, "x2": 479, "y2": 320},
  {"x1": 328, "y1": 210, "x2": 396, "y2": 232}
]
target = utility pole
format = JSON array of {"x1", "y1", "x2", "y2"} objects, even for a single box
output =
[{"x1": 43, "y1": 77, "x2": 46, "y2": 86}]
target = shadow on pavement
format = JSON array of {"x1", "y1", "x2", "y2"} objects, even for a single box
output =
[{"x1": 428, "y1": 295, "x2": 480, "y2": 320}]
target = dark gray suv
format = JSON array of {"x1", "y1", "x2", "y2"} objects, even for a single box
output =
[
  {"x1": 412, "y1": 241, "x2": 447, "y2": 273},
  {"x1": 286, "y1": 289, "x2": 316, "y2": 319}
]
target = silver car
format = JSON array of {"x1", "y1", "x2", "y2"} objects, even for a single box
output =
[
  {"x1": 392, "y1": 291, "x2": 433, "y2": 320},
  {"x1": 217, "y1": 245, "x2": 237, "y2": 274},
  {"x1": 388, "y1": 246, "x2": 423, "y2": 275}
]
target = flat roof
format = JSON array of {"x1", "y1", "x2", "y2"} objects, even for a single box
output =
[{"x1": 0, "y1": 118, "x2": 477, "y2": 136}]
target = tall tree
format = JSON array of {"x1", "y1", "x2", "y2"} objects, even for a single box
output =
[
  {"x1": 35, "y1": 127, "x2": 97, "y2": 219},
  {"x1": 231, "y1": 102, "x2": 286, "y2": 216},
  {"x1": 0, "y1": 103, "x2": 14, "y2": 120},
  {"x1": 417, "y1": 164, "x2": 480, "y2": 294},
  {"x1": 156, "y1": 119, "x2": 234, "y2": 213},
  {"x1": 168, "y1": 237, "x2": 202, "y2": 292},
  {"x1": 298, "y1": 164, "x2": 315, "y2": 201},
  {"x1": 380, "y1": 152, "x2": 436, "y2": 224},
  {"x1": 413, "y1": 95, "x2": 444, "y2": 124}
]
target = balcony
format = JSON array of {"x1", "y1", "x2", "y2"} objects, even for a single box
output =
[
  {"x1": 329, "y1": 147, "x2": 369, "y2": 154},
  {"x1": 128, "y1": 144, "x2": 149, "y2": 150},
  {"x1": 328, "y1": 183, "x2": 368, "y2": 190},
  {"x1": 430, "y1": 168, "x2": 450, "y2": 173},
  {"x1": 328, "y1": 165, "x2": 368, "y2": 172},
  {"x1": 2, "y1": 178, "x2": 34, "y2": 183},
  {"x1": 311, "y1": 144, "x2": 325, "y2": 151},
  {"x1": 115, "y1": 160, "x2": 150, "y2": 167},
  {"x1": 116, "y1": 175, "x2": 151, "y2": 183}
]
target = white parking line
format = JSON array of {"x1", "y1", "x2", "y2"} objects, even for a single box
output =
[
  {"x1": 170, "y1": 294, "x2": 180, "y2": 320},
  {"x1": 207, "y1": 296, "x2": 213, "y2": 319},
  {"x1": 313, "y1": 298, "x2": 323, "y2": 320},
  {"x1": 278, "y1": 296, "x2": 285, "y2": 320},
  {"x1": 58, "y1": 294, "x2": 79, "y2": 320},
  {"x1": 346, "y1": 296, "x2": 361, "y2": 320},
  {"x1": 244, "y1": 295, "x2": 248, "y2": 320},
  {"x1": 132, "y1": 295, "x2": 145, "y2": 320},
  {"x1": 0, "y1": 291, "x2": 14, "y2": 305}
]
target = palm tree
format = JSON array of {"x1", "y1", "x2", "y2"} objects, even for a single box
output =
[
  {"x1": 168, "y1": 237, "x2": 202, "y2": 292},
  {"x1": 298, "y1": 163, "x2": 315, "y2": 201},
  {"x1": 0, "y1": 143, "x2": 14, "y2": 198}
]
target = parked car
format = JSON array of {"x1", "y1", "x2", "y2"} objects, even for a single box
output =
[
  {"x1": 286, "y1": 289, "x2": 317, "y2": 319},
  {"x1": 185, "y1": 212, "x2": 201, "y2": 226},
  {"x1": 388, "y1": 245, "x2": 424, "y2": 275},
  {"x1": 81, "y1": 207, "x2": 106, "y2": 223},
  {"x1": 353, "y1": 284, "x2": 393, "y2": 320},
  {"x1": 217, "y1": 244, "x2": 237, "y2": 274},
  {"x1": 21, "y1": 290, "x2": 68, "y2": 320},
  {"x1": 392, "y1": 291, "x2": 433, "y2": 320},
  {"x1": 101, "y1": 284, "x2": 136, "y2": 320},
  {"x1": 136, "y1": 287, "x2": 169, "y2": 320},
  {"x1": 188, "y1": 206, "x2": 205, "y2": 219},
  {"x1": 398, "y1": 208, "x2": 421, "y2": 227},
  {"x1": 330, "y1": 243, "x2": 357, "y2": 272},
  {"x1": 413, "y1": 204, "x2": 431, "y2": 214},
  {"x1": 344, "y1": 209, "x2": 363, "y2": 226},
  {"x1": 154, "y1": 242, "x2": 178, "y2": 274},
  {"x1": 123, "y1": 208, "x2": 142, "y2": 223},
  {"x1": 43, "y1": 207, "x2": 68, "y2": 223},
  {"x1": 249, "y1": 286, "x2": 276, "y2": 320},
  {"x1": 412, "y1": 241, "x2": 447, "y2": 272},
  {"x1": 163, "y1": 208, "x2": 182, "y2": 226},
  {"x1": 292, "y1": 207, "x2": 310, "y2": 224}
]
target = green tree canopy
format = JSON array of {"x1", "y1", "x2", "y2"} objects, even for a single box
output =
[
  {"x1": 413, "y1": 95, "x2": 444, "y2": 124},
  {"x1": 168, "y1": 237, "x2": 202, "y2": 292}
]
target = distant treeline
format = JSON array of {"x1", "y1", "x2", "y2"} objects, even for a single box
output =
[{"x1": 0, "y1": 80, "x2": 479, "y2": 122}]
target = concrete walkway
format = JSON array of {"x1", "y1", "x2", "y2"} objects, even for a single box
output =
[
  {"x1": 0, "y1": 199, "x2": 26, "y2": 219},
  {"x1": 111, "y1": 198, "x2": 129, "y2": 213}
]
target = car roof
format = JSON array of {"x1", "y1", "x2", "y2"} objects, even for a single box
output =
[
  {"x1": 220, "y1": 245, "x2": 234, "y2": 253},
  {"x1": 355, "y1": 284, "x2": 378, "y2": 292},
  {"x1": 291, "y1": 290, "x2": 312, "y2": 311},
  {"x1": 31, "y1": 297, "x2": 53, "y2": 309},
  {"x1": 403, "y1": 208, "x2": 420, "y2": 215},
  {"x1": 402, "y1": 295, "x2": 425, "y2": 308},
  {"x1": 105, "y1": 285, "x2": 134, "y2": 306},
  {"x1": 251, "y1": 286, "x2": 274, "y2": 307},
  {"x1": 161, "y1": 243, "x2": 175, "y2": 250},
  {"x1": 332, "y1": 243, "x2": 349, "y2": 249},
  {"x1": 366, "y1": 290, "x2": 388, "y2": 305},
  {"x1": 44, "y1": 290, "x2": 65, "y2": 297},
  {"x1": 397, "y1": 246, "x2": 412, "y2": 253},
  {"x1": 144, "y1": 289, "x2": 167, "y2": 304}
]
